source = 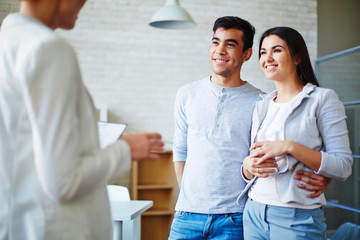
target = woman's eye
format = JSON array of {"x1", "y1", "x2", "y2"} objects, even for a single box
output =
[{"x1": 260, "y1": 51, "x2": 266, "y2": 55}]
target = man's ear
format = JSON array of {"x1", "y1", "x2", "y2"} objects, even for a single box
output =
[{"x1": 243, "y1": 48, "x2": 253, "y2": 62}]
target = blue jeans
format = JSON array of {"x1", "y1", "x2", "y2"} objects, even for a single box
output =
[
  {"x1": 168, "y1": 211, "x2": 244, "y2": 240},
  {"x1": 243, "y1": 198, "x2": 327, "y2": 240}
]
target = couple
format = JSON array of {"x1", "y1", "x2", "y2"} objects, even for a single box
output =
[{"x1": 169, "y1": 16, "x2": 353, "y2": 239}]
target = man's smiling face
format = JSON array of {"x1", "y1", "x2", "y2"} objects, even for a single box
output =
[{"x1": 209, "y1": 27, "x2": 247, "y2": 78}]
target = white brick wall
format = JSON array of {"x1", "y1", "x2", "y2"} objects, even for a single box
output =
[
  {"x1": 0, "y1": 0, "x2": 18, "y2": 20},
  {"x1": 1, "y1": 0, "x2": 317, "y2": 145}
]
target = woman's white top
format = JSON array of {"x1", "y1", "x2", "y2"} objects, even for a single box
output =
[{"x1": 249, "y1": 94, "x2": 319, "y2": 209}]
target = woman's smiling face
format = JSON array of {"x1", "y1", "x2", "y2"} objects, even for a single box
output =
[{"x1": 259, "y1": 34, "x2": 298, "y2": 82}]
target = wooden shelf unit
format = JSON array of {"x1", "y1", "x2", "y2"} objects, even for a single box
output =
[{"x1": 131, "y1": 151, "x2": 176, "y2": 240}]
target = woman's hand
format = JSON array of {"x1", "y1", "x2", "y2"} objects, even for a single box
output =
[
  {"x1": 250, "y1": 141, "x2": 292, "y2": 164},
  {"x1": 251, "y1": 140, "x2": 321, "y2": 171},
  {"x1": 242, "y1": 154, "x2": 278, "y2": 180}
]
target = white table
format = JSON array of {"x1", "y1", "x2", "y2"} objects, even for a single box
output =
[{"x1": 109, "y1": 200, "x2": 153, "y2": 240}]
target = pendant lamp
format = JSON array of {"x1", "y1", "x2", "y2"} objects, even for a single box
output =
[{"x1": 149, "y1": 0, "x2": 196, "y2": 29}]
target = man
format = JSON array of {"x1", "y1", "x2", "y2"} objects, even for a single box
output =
[
  {"x1": 0, "y1": 0, "x2": 163, "y2": 239},
  {"x1": 169, "y1": 16, "x2": 330, "y2": 239}
]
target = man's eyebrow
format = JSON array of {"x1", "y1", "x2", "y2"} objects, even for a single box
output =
[
  {"x1": 211, "y1": 37, "x2": 239, "y2": 45},
  {"x1": 226, "y1": 39, "x2": 239, "y2": 45}
]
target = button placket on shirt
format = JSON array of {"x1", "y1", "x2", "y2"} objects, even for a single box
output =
[{"x1": 214, "y1": 88, "x2": 225, "y2": 135}]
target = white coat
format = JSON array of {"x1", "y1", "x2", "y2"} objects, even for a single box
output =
[{"x1": 0, "y1": 13, "x2": 130, "y2": 240}]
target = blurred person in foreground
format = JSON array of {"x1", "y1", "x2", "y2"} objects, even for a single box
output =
[{"x1": 0, "y1": 0, "x2": 164, "y2": 239}]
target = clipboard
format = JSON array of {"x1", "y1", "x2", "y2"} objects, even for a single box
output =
[{"x1": 97, "y1": 122, "x2": 127, "y2": 148}]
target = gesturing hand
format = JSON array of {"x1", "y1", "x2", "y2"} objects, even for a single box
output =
[{"x1": 121, "y1": 133, "x2": 164, "y2": 161}]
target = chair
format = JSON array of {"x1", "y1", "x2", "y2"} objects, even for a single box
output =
[
  {"x1": 107, "y1": 185, "x2": 133, "y2": 240},
  {"x1": 326, "y1": 201, "x2": 360, "y2": 240},
  {"x1": 107, "y1": 185, "x2": 131, "y2": 201},
  {"x1": 328, "y1": 222, "x2": 360, "y2": 240}
]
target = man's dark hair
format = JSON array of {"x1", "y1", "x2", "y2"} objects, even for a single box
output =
[{"x1": 213, "y1": 16, "x2": 256, "y2": 51}]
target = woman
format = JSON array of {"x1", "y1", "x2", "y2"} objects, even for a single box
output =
[
  {"x1": 238, "y1": 27, "x2": 353, "y2": 239},
  {"x1": 0, "y1": 0, "x2": 163, "y2": 239}
]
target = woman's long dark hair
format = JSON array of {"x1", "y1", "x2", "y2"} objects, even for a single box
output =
[{"x1": 259, "y1": 27, "x2": 320, "y2": 86}]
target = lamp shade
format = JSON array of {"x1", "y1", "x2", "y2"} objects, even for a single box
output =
[{"x1": 149, "y1": 0, "x2": 196, "y2": 29}]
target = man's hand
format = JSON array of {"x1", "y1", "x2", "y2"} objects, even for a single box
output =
[
  {"x1": 294, "y1": 170, "x2": 332, "y2": 198},
  {"x1": 121, "y1": 133, "x2": 164, "y2": 161}
]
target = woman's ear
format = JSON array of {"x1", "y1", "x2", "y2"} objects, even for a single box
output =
[{"x1": 294, "y1": 55, "x2": 301, "y2": 65}]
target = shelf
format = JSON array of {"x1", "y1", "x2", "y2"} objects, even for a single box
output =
[
  {"x1": 138, "y1": 189, "x2": 174, "y2": 210},
  {"x1": 137, "y1": 184, "x2": 173, "y2": 190},
  {"x1": 141, "y1": 215, "x2": 173, "y2": 240},
  {"x1": 136, "y1": 151, "x2": 175, "y2": 186},
  {"x1": 131, "y1": 151, "x2": 175, "y2": 240},
  {"x1": 143, "y1": 209, "x2": 174, "y2": 216}
]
